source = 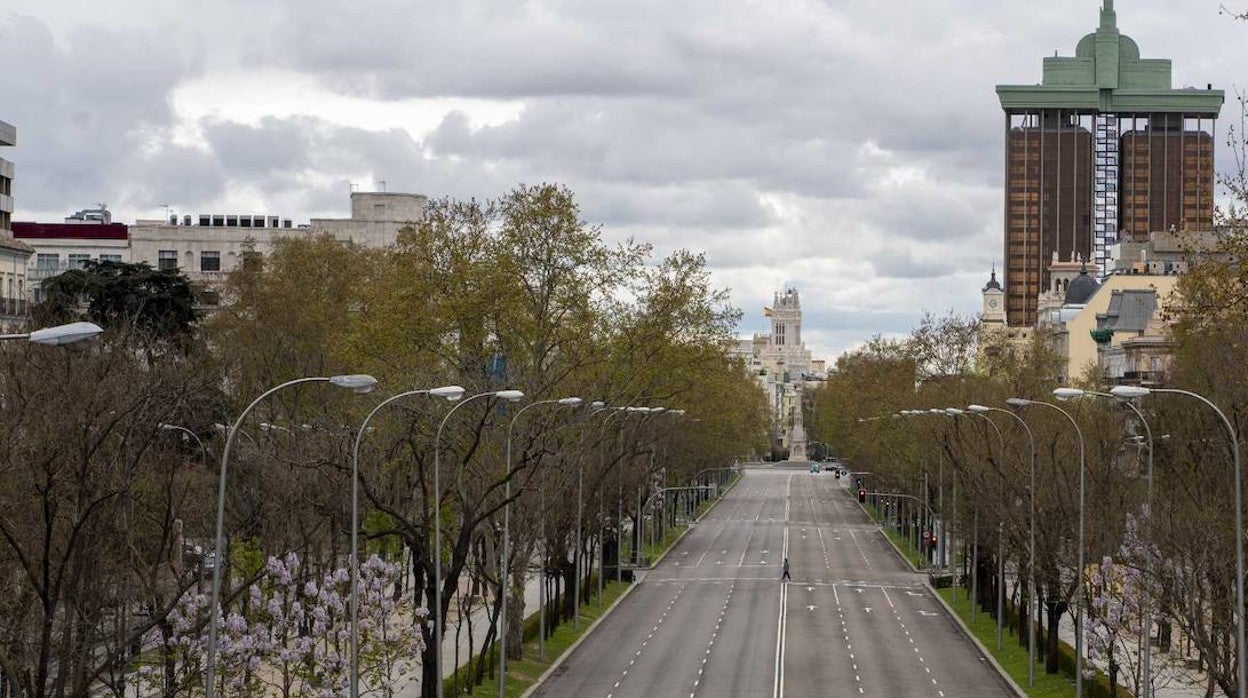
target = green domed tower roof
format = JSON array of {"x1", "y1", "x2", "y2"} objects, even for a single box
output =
[{"x1": 996, "y1": 0, "x2": 1223, "y2": 115}]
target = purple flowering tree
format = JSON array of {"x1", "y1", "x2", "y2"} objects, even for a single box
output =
[
  {"x1": 136, "y1": 552, "x2": 424, "y2": 696},
  {"x1": 1083, "y1": 511, "x2": 1172, "y2": 697}
]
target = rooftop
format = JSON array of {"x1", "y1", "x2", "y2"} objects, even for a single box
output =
[{"x1": 996, "y1": 0, "x2": 1223, "y2": 115}]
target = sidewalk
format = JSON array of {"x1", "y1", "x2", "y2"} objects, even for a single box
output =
[
  {"x1": 392, "y1": 573, "x2": 543, "y2": 697},
  {"x1": 986, "y1": 560, "x2": 1215, "y2": 697}
]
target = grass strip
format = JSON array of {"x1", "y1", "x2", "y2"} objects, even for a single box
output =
[{"x1": 937, "y1": 588, "x2": 1078, "y2": 697}]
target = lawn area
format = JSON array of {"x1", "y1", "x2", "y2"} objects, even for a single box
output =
[
  {"x1": 460, "y1": 580, "x2": 633, "y2": 698},
  {"x1": 937, "y1": 588, "x2": 1078, "y2": 697}
]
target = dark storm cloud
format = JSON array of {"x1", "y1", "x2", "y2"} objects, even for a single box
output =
[
  {"x1": 5, "y1": 0, "x2": 1243, "y2": 357},
  {"x1": 0, "y1": 13, "x2": 207, "y2": 215}
]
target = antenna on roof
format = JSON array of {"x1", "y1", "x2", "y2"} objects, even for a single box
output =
[{"x1": 377, "y1": 179, "x2": 387, "y2": 192}]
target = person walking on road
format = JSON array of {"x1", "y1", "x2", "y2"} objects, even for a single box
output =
[{"x1": 782, "y1": 557, "x2": 791, "y2": 581}]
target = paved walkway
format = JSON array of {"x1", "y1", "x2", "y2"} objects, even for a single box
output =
[{"x1": 392, "y1": 573, "x2": 543, "y2": 696}]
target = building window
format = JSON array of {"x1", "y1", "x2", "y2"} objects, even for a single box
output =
[
  {"x1": 158, "y1": 250, "x2": 178, "y2": 271},
  {"x1": 201, "y1": 251, "x2": 221, "y2": 272},
  {"x1": 99, "y1": 254, "x2": 122, "y2": 263},
  {"x1": 68, "y1": 254, "x2": 91, "y2": 269},
  {"x1": 36, "y1": 253, "x2": 59, "y2": 269}
]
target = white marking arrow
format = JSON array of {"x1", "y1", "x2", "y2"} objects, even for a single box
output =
[
  {"x1": 919, "y1": 610, "x2": 939, "y2": 617},
  {"x1": 806, "y1": 586, "x2": 814, "y2": 592},
  {"x1": 864, "y1": 607, "x2": 873, "y2": 613},
  {"x1": 807, "y1": 605, "x2": 818, "y2": 611},
  {"x1": 906, "y1": 591, "x2": 924, "y2": 597}
]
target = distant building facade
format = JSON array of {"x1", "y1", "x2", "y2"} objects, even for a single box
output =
[
  {"x1": 14, "y1": 191, "x2": 427, "y2": 309},
  {"x1": 734, "y1": 288, "x2": 826, "y2": 458},
  {"x1": 0, "y1": 120, "x2": 33, "y2": 323},
  {"x1": 996, "y1": 0, "x2": 1221, "y2": 326}
]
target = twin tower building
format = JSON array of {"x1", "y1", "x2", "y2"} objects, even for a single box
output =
[{"x1": 994, "y1": 0, "x2": 1222, "y2": 328}]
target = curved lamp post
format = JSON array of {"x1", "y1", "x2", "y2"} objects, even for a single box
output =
[
  {"x1": 348, "y1": 384, "x2": 465, "y2": 698},
  {"x1": 205, "y1": 373, "x2": 379, "y2": 698},
  {"x1": 1111, "y1": 384, "x2": 1244, "y2": 698},
  {"x1": 1007, "y1": 395, "x2": 1086, "y2": 698},
  {"x1": 432, "y1": 389, "x2": 524, "y2": 698},
  {"x1": 158, "y1": 423, "x2": 208, "y2": 460},
  {"x1": 499, "y1": 396, "x2": 581, "y2": 696},
  {"x1": 954, "y1": 407, "x2": 1010, "y2": 651},
  {"x1": 970, "y1": 404, "x2": 1038, "y2": 687},
  {"x1": 536, "y1": 400, "x2": 604, "y2": 660},
  {"x1": 0, "y1": 321, "x2": 104, "y2": 346}
]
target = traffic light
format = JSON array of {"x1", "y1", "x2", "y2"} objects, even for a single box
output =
[
  {"x1": 835, "y1": 471, "x2": 841, "y2": 479},
  {"x1": 858, "y1": 489, "x2": 866, "y2": 503}
]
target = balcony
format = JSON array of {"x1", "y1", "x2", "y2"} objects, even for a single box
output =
[{"x1": 0, "y1": 298, "x2": 28, "y2": 319}]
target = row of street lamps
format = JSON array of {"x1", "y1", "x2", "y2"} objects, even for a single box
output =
[
  {"x1": 878, "y1": 384, "x2": 1243, "y2": 698},
  {"x1": 185, "y1": 373, "x2": 691, "y2": 698}
]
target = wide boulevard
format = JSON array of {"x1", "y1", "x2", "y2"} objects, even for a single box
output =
[{"x1": 533, "y1": 463, "x2": 1014, "y2": 697}]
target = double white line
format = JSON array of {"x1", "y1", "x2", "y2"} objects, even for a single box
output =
[{"x1": 773, "y1": 474, "x2": 793, "y2": 698}]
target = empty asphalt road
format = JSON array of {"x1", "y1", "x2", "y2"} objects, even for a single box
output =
[{"x1": 532, "y1": 463, "x2": 1014, "y2": 697}]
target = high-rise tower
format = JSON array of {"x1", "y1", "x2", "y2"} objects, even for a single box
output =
[{"x1": 996, "y1": 0, "x2": 1222, "y2": 326}]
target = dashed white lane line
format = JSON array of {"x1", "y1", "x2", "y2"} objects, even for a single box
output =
[
  {"x1": 883, "y1": 587, "x2": 945, "y2": 696},
  {"x1": 687, "y1": 581, "x2": 737, "y2": 697},
  {"x1": 608, "y1": 583, "x2": 688, "y2": 696},
  {"x1": 833, "y1": 582, "x2": 863, "y2": 694}
]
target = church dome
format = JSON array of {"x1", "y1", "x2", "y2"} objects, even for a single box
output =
[
  {"x1": 982, "y1": 268, "x2": 1002, "y2": 292},
  {"x1": 1064, "y1": 267, "x2": 1099, "y2": 305}
]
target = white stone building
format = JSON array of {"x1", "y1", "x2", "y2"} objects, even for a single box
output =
[
  {"x1": 12, "y1": 208, "x2": 130, "y2": 301},
  {"x1": 0, "y1": 120, "x2": 34, "y2": 324},
  {"x1": 734, "y1": 288, "x2": 826, "y2": 459},
  {"x1": 128, "y1": 191, "x2": 427, "y2": 303}
]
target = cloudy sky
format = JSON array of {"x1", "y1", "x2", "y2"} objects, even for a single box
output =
[{"x1": 2, "y1": 1, "x2": 1244, "y2": 359}]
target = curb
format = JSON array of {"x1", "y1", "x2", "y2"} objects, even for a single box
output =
[
  {"x1": 522, "y1": 474, "x2": 740, "y2": 696},
  {"x1": 926, "y1": 582, "x2": 1028, "y2": 698},
  {"x1": 519, "y1": 581, "x2": 640, "y2": 698}
]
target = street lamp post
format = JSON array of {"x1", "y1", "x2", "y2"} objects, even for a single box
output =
[
  {"x1": 1007, "y1": 396, "x2": 1086, "y2": 698},
  {"x1": 499, "y1": 396, "x2": 581, "y2": 697},
  {"x1": 349, "y1": 385, "x2": 465, "y2": 698},
  {"x1": 431, "y1": 389, "x2": 524, "y2": 698},
  {"x1": 205, "y1": 374, "x2": 379, "y2": 698},
  {"x1": 158, "y1": 423, "x2": 208, "y2": 460},
  {"x1": 969, "y1": 404, "x2": 1038, "y2": 688},
  {"x1": 953, "y1": 408, "x2": 1008, "y2": 651},
  {"x1": 1110, "y1": 384, "x2": 1244, "y2": 698}
]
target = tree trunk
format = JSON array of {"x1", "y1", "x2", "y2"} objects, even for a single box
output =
[
  {"x1": 1044, "y1": 598, "x2": 1067, "y2": 675},
  {"x1": 506, "y1": 575, "x2": 524, "y2": 661}
]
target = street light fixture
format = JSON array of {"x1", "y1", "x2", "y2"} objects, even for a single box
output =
[
  {"x1": 158, "y1": 423, "x2": 208, "y2": 460},
  {"x1": 432, "y1": 389, "x2": 524, "y2": 698},
  {"x1": 499, "y1": 395, "x2": 581, "y2": 696},
  {"x1": 1008, "y1": 395, "x2": 1086, "y2": 697},
  {"x1": 1109, "y1": 384, "x2": 1245, "y2": 698},
  {"x1": 205, "y1": 373, "x2": 379, "y2": 698},
  {"x1": 348, "y1": 384, "x2": 464, "y2": 697},
  {"x1": 969, "y1": 403, "x2": 1039, "y2": 686},
  {"x1": 1, "y1": 321, "x2": 105, "y2": 347}
]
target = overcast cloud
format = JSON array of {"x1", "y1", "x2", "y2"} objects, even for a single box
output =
[{"x1": 2, "y1": 0, "x2": 1245, "y2": 359}]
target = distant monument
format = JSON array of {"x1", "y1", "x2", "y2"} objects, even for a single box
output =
[{"x1": 788, "y1": 389, "x2": 809, "y2": 461}]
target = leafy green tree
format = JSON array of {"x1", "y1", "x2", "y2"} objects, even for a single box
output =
[{"x1": 35, "y1": 260, "x2": 197, "y2": 341}]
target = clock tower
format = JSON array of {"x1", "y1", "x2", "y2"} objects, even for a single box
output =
[{"x1": 982, "y1": 267, "x2": 1005, "y2": 327}]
